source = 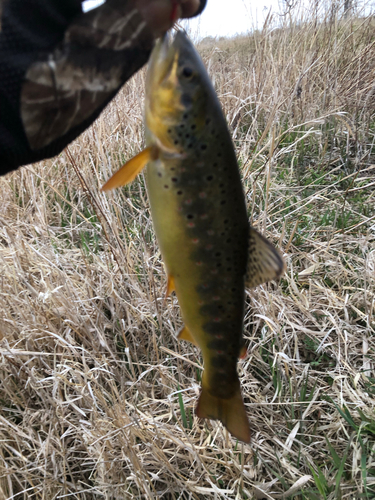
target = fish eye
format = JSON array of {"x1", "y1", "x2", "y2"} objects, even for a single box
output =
[{"x1": 182, "y1": 66, "x2": 194, "y2": 79}]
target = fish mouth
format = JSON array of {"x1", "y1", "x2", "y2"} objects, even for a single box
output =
[
  {"x1": 147, "y1": 33, "x2": 175, "y2": 88},
  {"x1": 147, "y1": 31, "x2": 190, "y2": 88}
]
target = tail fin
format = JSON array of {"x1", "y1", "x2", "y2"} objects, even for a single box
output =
[{"x1": 196, "y1": 382, "x2": 251, "y2": 443}]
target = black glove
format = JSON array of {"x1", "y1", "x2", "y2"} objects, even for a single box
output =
[{"x1": 0, "y1": 0, "x2": 206, "y2": 175}]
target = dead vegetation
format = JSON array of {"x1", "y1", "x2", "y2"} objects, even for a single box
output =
[{"x1": 0, "y1": 1, "x2": 375, "y2": 498}]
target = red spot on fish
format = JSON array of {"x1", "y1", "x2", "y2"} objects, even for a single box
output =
[
  {"x1": 213, "y1": 317, "x2": 221, "y2": 322},
  {"x1": 185, "y1": 199, "x2": 192, "y2": 205},
  {"x1": 199, "y1": 192, "x2": 207, "y2": 199},
  {"x1": 201, "y1": 214, "x2": 208, "y2": 220},
  {"x1": 198, "y1": 300, "x2": 204, "y2": 305},
  {"x1": 217, "y1": 350, "x2": 224, "y2": 355},
  {"x1": 202, "y1": 283, "x2": 208, "y2": 289},
  {"x1": 187, "y1": 222, "x2": 195, "y2": 228},
  {"x1": 192, "y1": 238, "x2": 199, "y2": 244},
  {"x1": 196, "y1": 261, "x2": 202, "y2": 266},
  {"x1": 205, "y1": 244, "x2": 213, "y2": 250},
  {"x1": 207, "y1": 230, "x2": 214, "y2": 236},
  {"x1": 211, "y1": 269, "x2": 218, "y2": 275},
  {"x1": 215, "y1": 334, "x2": 224, "y2": 339},
  {"x1": 213, "y1": 296, "x2": 220, "y2": 301}
]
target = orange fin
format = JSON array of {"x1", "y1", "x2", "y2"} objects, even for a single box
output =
[
  {"x1": 101, "y1": 145, "x2": 158, "y2": 191},
  {"x1": 240, "y1": 344, "x2": 247, "y2": 359},
  {"x1": 246, "y1": 227, "x2": 285, "y2": 288},
  {"x1": 196, "y1": 381, "x2": 251, "y2": 443},
  {"x1": 166, "y1": 275, "x2": 175, "y2": 297},
  {"x1": 177, "y1": 325, "x2": 199, "y2": 347}
]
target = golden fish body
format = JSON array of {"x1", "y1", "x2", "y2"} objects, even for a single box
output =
[
  {"x1": 145, "y1": 32, "x2": 250, "y2": 440},
  {"x1": 102, "y1": 32, "x2": 285, "y2": 443}
]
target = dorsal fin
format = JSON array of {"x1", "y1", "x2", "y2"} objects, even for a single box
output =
[{"x1": 246, "y1": 228, "x2": 285, "y2": 288}]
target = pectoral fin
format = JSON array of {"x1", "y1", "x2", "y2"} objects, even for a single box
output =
[
  {"x1": 177, "y1": 325, "x2": 199, "y2": 347},
  {"x1": 246, "y1": 228, "x2": 285, "y2": 288},
  {"x1": 101, "y1": 145, "x2": 158, "y2": 191}
]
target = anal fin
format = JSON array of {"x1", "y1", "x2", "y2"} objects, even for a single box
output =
[
  {"x1": 246, "y1": 227, "x2": 285, "y2": 288},
  {"x1": 177, "y1": 325, "x2": 199, "y2": 347},
  {"x1": 101, "y1": 145, "x2": 158, "y2": 191}
]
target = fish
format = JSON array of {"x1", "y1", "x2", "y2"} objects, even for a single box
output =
[{"x1": 102, "y1": 31, "x2": 285, "y2": 443}]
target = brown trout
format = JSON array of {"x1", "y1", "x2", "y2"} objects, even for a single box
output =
[{"x1": 102, "y1": 31, "x2": 284, "y2": 443}]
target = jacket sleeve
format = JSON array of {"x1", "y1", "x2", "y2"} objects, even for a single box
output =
[{"x1": 0, "y1": 0, "x2": 155, "y2": 174}]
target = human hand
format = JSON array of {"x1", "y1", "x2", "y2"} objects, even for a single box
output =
[{"x1": 138, "y1": 0, "x2": 206, "y2": 38}]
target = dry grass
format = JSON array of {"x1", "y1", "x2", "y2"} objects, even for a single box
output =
[{"x1": 1, "y1": 2, "x2": 375, "y2": 499}]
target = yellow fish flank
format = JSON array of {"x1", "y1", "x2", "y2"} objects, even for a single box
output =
[{"x1": 102, "y1": 31, "x2": 284, "y2": 443}]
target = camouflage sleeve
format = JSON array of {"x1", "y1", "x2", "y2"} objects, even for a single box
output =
[{"x1": 0, "y1": 0, "x2": 203, "y2": 174}]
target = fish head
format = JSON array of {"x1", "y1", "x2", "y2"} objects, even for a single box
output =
[{"x1": 145, "y1": 31, "x2": 210, "y2": 151}]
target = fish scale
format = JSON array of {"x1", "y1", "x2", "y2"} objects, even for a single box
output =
[{"x1": 102, "y1": 30, "x2": 285, "y2": 443}]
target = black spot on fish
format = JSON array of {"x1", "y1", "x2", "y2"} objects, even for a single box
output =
[
  {"x1": 185, "y1": 134, "x2": 190, "y2": 139},
  {"x1": 168, "y1": 128, "x2": 172, "y2": 133},
  {"x1": 183, "y1": 113, "x2": 188, "y2": 120},
  {"x1": 206, "y1": 118, "x2": 211, "y2": 125},
  {"x1": 158, "y1": 173, "x2": 162, "y2": 177},
  {"x1": 218, "y1": 153, "x2": 222, "y2": 158},
  {"x1": 221, "y1": 200, "x2": 226, "y2": 205},
  {"x1": 174, "y1": 140, "x2": 179, "y2": 145},
  {"x1": 187, "y1": 214, "x2": 194, "y2": 219},
  {"x1": 201, "y1": 144, "x2": 207, "y2": 151},
  {"x1": 164, "y1": 185, "x2": 169, "y2": 189},
  {"x1": 206, "y1": 175, "x2": 213, "y2": 181},
  {"x1": 177, "y1": 190, "x2": 183, "y2": 195},
  {"x1": 188, "y1": 144, "x2": 193, "y2": 149},
  {"x1": 171, "y1": 178, "x2": 178, "y2": 182},
  {"x1": 191, "y1": 124, "x2": 196, "y2": 130}
]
